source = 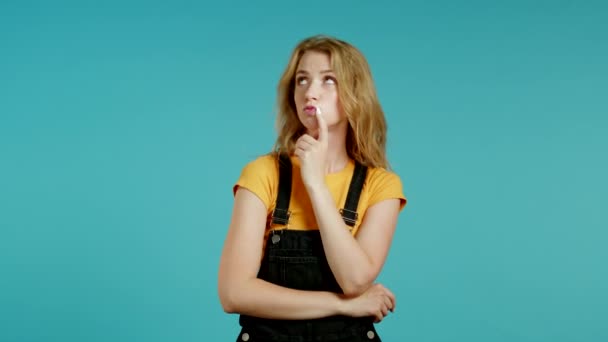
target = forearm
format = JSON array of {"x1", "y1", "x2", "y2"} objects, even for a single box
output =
[
  {"x1": 222, "y1": 278, "x2": 344, "y2": 319},
  {"x1": 307, "y1": 183, "x2": 375, "y2": 295}
]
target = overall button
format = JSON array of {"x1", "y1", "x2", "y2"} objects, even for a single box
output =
[
  {"x1": 367, "y1": 330, "x2": 375, "y2": 339},
  {"x1": 241, "y1": 332, "x2": 250, "y2": 341}
]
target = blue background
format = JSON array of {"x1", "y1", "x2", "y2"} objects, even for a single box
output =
[{"x1": 1, "y1": 1, "x2": 606, "y2": 341}]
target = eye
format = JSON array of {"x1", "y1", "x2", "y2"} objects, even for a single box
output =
[
  {"x1": 324, "y1": 76, "x2": 337, "y2": 84},
  {"x1": 295, "y1": 76, "x2": 308, "y2": 85}
]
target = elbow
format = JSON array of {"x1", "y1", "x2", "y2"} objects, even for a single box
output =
[
  {"x1": 219, "y1": 295, "x2": 237, "y2": 314},
  {"x1": 218, "y1": 283, "x2": 240, "y2": 314},
  {"x1": 340, "y1": 272, "x2": 375, "y2": 297},
  {"x1": 218, "y1": 291, "x2": 235, "y2": 313},
  {"x1": 218, "y1": 272, "x2": 256, "y2": 314}
]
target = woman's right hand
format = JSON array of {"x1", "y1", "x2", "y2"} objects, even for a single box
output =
[{"x1": 339, "y1": 283, "x2": 396, "y2": 323}]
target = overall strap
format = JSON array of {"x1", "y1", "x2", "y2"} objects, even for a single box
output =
[
  {"x1": 271, "y1": 154, "x2": 292, "y2": 225},
  {"x1": 340, "y1": 162, "x2": 368, "y2": 227},
  {"x1": 271, "y1": 154, "x2": 368, "y2": 228}
]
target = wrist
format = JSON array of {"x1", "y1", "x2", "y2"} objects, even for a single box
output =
[
  {"x1": 334, "y1": 293, "x2": 349, "y2": 316},
  {"x1": 304, "y1": 180, "x2": 327, "y2": 195}
]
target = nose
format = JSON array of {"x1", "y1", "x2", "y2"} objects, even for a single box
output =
[{"x1": 304, "y1": 79, "x2": 321, "y2": 101}]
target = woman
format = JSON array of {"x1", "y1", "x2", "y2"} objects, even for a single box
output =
[{"x1": 218, "y1": 35, "x2": 407, "y2": 341}]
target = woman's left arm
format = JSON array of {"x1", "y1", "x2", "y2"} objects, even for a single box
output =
[
  {"x1": 295, "y1": 111, "x2": 402, "y2": 297},
  {"x1": 306, "y1": 184, "x2": 401, "y2": 297}
]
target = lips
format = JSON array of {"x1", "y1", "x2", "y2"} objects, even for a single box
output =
[{"x1": 303, "y1": 105, "x2": 317, "y2": 116}]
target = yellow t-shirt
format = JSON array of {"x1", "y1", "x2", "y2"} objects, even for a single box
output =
[{"x1": 233, "y1": 154, "x2": 407, "y2": 237}]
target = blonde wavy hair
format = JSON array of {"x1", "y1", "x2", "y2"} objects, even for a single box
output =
[{"x1": 272, "y1": 35, "x2": 390, "y2": 169}]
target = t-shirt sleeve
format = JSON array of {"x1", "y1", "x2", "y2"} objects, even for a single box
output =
[
  {"x1": 232, "y1": 155, "x2": 277, "y2": 211},
  {"x1": 366, "y1": 169, "x2": 407, "y2": 211}
]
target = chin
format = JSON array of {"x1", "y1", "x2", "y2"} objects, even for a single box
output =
[{"x1": 299, "y1": 116, "x2": 317, "y2": 127}]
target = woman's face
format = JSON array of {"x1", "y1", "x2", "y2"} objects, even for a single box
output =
[{"x1": 293, "y1": 50, "x2": 345, "y2": 136}]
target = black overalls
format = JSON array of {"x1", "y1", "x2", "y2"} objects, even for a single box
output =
[{"x1": 236, "y1": 155, "x2": 382, "y2": 342}]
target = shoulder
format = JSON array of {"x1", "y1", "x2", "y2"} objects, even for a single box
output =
[
  {"x1": 366, "y1": 166, "x2": 403, "y2": 188},
  {"x1": 365, "y1": 166, "x2": 407, "y2": 210},
  {"x1": 241, "y1": 153, "x2": 279, "y2": 175},
  {"x1": 233, "y1": 153, "x2": 280, "y2": 210}
]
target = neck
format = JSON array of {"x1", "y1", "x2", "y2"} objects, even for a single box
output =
[{"x1": 324, "y1": 123, "x2": 350, "y2": 174}]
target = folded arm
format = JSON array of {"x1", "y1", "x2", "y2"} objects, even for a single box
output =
[
  {"x1": 306, "y1": 184, "x2": 401, "y2": 296},
  {"x1": 218, "y1": 187, "x2": 345, "y2": 319}
]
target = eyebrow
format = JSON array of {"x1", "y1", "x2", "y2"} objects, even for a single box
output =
[{"x1": 295, "y1": 69, "x2": 334, "y2": 75}]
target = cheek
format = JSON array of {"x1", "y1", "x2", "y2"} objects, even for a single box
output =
[
  {"x1": 333, "y1": 95, "x2": 342, "y2": 111},
  {"x1": 336, "y1": 98, "x2": 346, "y2": 119},
  {"x1": 293, "y1": 90, "x2": 305, "y2": 104}
]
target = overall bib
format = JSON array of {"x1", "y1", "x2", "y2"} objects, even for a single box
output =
[{"x1": 236, "y1": 155, "x2": 382, "y2": 342}]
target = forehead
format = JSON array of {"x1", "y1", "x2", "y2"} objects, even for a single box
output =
[{"x1": 296, "y1": 50, "x2": 332, "y2": 72}]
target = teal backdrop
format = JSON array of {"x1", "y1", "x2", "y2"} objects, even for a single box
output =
[{"x1": 1, "y1": 1, "x2": 606, "y2": 341}]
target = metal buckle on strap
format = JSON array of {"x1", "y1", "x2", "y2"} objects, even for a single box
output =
[
  {"x1": 339, "y1": 208, "x2": 358, "y2": 226},
  {"x1": 271, "y1": 208, "x2": 291, "y2": 225}
]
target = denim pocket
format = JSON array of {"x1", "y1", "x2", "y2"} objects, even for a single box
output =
[{"x1": 279, "y1": 256, "x2": 322, "y2": 290}]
